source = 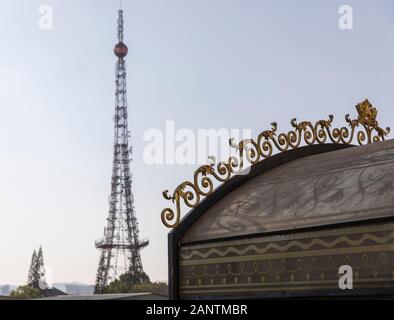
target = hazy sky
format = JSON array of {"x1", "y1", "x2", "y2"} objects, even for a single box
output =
[{"x1": 1, "y1": 0, "x2": 394, "y2": 285}]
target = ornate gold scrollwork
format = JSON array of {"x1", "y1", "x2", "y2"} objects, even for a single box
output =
[{"x1": 161, "y1": 100, "x2": 390, "y2": 228}]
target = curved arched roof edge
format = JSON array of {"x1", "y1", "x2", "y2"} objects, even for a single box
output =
[{"x1": 168, "y1": 143, "x2": 355, "y2": 243}]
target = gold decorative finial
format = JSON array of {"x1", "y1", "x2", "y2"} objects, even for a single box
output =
[
  {"x1": 161, "y1": 100, "x2": 390, "y2": 229},
  {"x1": 356, "y1": 99, "x2": 377, "y2": 127}
]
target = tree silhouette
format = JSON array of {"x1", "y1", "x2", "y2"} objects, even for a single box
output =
[
  {"x1": 36, "y1": 246, "x2": 47, "y2": 289},
  {"x1": 26, "y1": 246, "x2": 47, "y2": 290},
  {"x1": 27, "y1": 250, "x2": 37, "y2": 287},
  {"x1": 105, "y1": 271, "x2": 150, "y2": 294}
]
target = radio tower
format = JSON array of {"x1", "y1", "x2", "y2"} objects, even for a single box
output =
[{"x1": 94, "y1": 9, "x2": 149, "y2": 294}]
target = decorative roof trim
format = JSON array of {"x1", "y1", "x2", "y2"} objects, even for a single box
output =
[{"x1": 161, "y1": 99, "x2": 390, "y2": 229}]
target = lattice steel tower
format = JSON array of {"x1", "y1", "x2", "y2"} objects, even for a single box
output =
[{"x1": 94, "y1": 9, "x2": 148, "y2": 294}]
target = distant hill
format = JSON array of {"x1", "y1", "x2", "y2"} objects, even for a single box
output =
[{"x1": 0, "y1": 285, "x2": 18, "y2": 296}]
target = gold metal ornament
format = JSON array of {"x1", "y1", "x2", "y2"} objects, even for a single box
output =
[{"x1": 161, "y1": 99, "x2": 390, "y2": 229}]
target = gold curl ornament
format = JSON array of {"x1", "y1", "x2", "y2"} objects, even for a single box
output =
[{"x1": 161, "y1": 99, "x2": 390, "y2": 229}]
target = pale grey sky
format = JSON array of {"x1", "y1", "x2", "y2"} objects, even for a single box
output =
[{"x1": 1, "y1": 0, "x2": 394, "y2": 285}]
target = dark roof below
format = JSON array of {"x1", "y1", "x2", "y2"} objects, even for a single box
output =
[
  {"x1": 41, "y1": 287, "x2": 67, "y2": 297},
  {"x1": 37, "y1": 293, "x2": 168, "y2": 300}
]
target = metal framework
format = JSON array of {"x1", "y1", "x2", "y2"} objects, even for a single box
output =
[{"x1": 94, "y1": 9, "x2": 148, "y2": 293}]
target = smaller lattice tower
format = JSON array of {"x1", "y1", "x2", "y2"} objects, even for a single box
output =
[{"x1": 94, "y1": 9, "x2": 149, "y2": 294}]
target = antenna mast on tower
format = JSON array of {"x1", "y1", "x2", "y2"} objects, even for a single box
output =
[{"x1": 94, "y1": 8, "x2": 149, "y2": 294}]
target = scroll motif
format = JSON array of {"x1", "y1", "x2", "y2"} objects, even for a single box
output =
[{"x1": 161, "y1": 100, "x2": 390, "y2": 229}]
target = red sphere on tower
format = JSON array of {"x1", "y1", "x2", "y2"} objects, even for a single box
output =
[{"x1": 114, "y1": 41, "x2": 128, "y2": 58}]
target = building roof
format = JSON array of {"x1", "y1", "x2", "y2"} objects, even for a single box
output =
[
  {"x1": 37, "y1": 292, "x2": 168, "y2": 300},
  {"x1": 183, "y1": 139, "x2": 394, "y2": 242},
  {"x1": 41, "y1": 287, "x2": 67, "y2": 297}
]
